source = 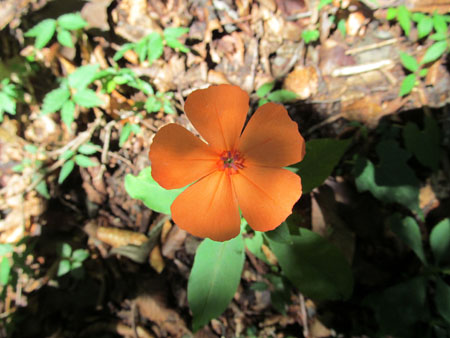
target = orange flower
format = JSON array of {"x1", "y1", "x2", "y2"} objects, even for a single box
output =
[{"x1": 149, "y1": 85, "x2": 305, "y2": 241}]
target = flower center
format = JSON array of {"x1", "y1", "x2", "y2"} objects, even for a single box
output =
[{"x1": 217, "y1": 150, "x2": 245, "y2": 175}]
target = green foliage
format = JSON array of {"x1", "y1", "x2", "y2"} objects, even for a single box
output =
[
  {"x1": 403, "y1": 116, "x2": 440, "y2": 170},
  {"x1": 57, "y1": 243, "x2": 89, "y2": 278},
  {"x1": 420, "y1": 40, "x2": 448, "y2": 65},
  {"x1": 291, "y1": 138, "x2": 351, "y2": 193},
  {"x1": 255, "y1": 82, "x2": 297, "y2": 106},
  {"x1": 337, "y1": 18, "x2": 346, "y2": 37},
  {"x1": 0, "y1": 79, "x2": 20, "y2": 122},
  {"x1": 317, "y1": 0, "x2": 332, "y2": 11},
  {"x1": 124, "y1": 167, "x2": 185, "y2": 214},
  {"x1": 435, "y1": 277, "x2": 450, "y2": 324},
  {"x1": 302, "y1": 29, "x2": 320, "y2": 44},
  {"x1": 119, "y1": 122, "x2": 141, "y2": 147},
  {"x1": 25, "y1": 13, "x2": 86, "y2": 49},
  {"x1": 400, "y1": 52, "x2": 419, "y2": 72},
  {"x1": 57, "y1": 142, "x2": 100, "y2": 184},
  {"x1": 399, "y1": 73, "x2": 417, "y2": 96},
  {"x1": 114, "y1": 27, "x2": 189, "y2": 64},
  {"x1": 268, "y1": 229, "x2": 354, "y2": 300},
  {"x1": 187, "y1": 235, "x2": 245, "y2": 331},
  {"x1": 430, "y1": 218, "x2": 450, "y2": 267}
]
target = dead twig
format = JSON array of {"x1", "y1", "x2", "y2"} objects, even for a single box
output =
[
  {"x1": 331, "y1": 59, "x2": 394, "y2": 77},
  {"x1": 345, "y1": 38, "x2": 398, "y2": 55}
]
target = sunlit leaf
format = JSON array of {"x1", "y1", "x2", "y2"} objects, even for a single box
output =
[
  {"x1": 35, "y1": 180, "x2": 50, "y2": 199},
  {"x1": 420, "y1": 41, "x2": 448, "y2": 65},
  {"x1": 77, "y1": 142, "x2": 99, "y2": 155},
  {"x1": 397, "y1": 5, "x2": 411, "y2": 36},
  {"x1": 57, "y1": 13, "x2": 87, "y2": 30},
  {"x1": 61, "y1": 243, "x2": 72, "y2": 258},
  {"x1": 267, "y1": 89, "x2": 297, "y2": 103},
  {"x1": 400, "y1": 52, "x2": 419, "y2": 72},
  {"x1": 61, "y1": 100, "x2": 75, "y2": 128},
  {"x1": 399, "y1": 73, "x2": 416, "y2": 96},
  {"x1": 74, "y1": 154, "x2": 96, "y2": 167},
  {"x1": 58, "y1": 160, "x2": 75, "y2": 184},
  {"x1": 317, "y1": 0, "x2": 332, "y2": 11},
  {"x1": 41, "y1": 88, "x2": 71, "y2": 114},
  {"x1": 256, "y1": 82, "x2": 275, "y2": 98},
  {"x1": 72, "y1": 249, "x2": 89, "y2": 262},
  {"x1": 264, "y1": 222, "x2": 292, "y2": 244},
  {"x1": 73, "y1": 88, "x2": 102, "y2": 108},
  {"x1": 145, "y1": 95, "x2": 161, "y2": 112},
  {"x1": 433, "y1": 13, "x2": 448, "y2": 33},
  {"x1": 0, "y1": 92, "x2": 16, "y2": 116},
  {"x1": 68, "y1": 64, "x2": 99, "y2": 90},
  {"x1": 25, "y1": 19, "x2": 56, "y2": 49},
  {"x1": 188, "y1": 235, "x2": 245, "y2": 331},
  {"x1": 0, "y1": 257, "x2": 11, "y2": 285},
  {"x1": 430, "y1": 218, "x2": 450, "y2": 267},
  {"x1": 124, "y1": 167, "x2": 185, "y2": 214},
  {"x1": 57, "y1": 259, "x2": 71, "y2": 277},
  {"x1": 417, "y1": 16, "x2": 433, "y2": 39},
  {"x1": 269, "y1": 229, "x2": 353, "y2": 300},
  {"x1": 163, "y1": 27, "x2": 189, "y2": 39},
  {"x1": 57, "y1": 28, "x2": 73, "y2": 48},
  {"x1": 386, "y1": 7, "x2": 397, "y2": 20},
  {"x1": 147, "y1": 33, "x2": 164, "y2": 64},
  {"x1": 0, "y1": 244, "x2": 13, "y2": 256}
]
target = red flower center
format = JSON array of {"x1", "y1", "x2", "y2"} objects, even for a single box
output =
[{"x1": 217, "y1": 150, "x2": 245, "y2": 174}]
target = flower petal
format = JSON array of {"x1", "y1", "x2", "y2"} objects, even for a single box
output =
[
  {"x1": 149, "y1": 124, "x2": 218, "y2": 189},
  {"x1": 184, "y1": 84, "x2": 249, "y2": 152},
  {"x1": 171, "y1": 171, "x2": 241, "y2": 241},
  {"x1": 232, "y1": 166, "x2": 302, "y2": 232},
  {"x1": 238, "y1": 102, "x2": 305, "y2": 167}
]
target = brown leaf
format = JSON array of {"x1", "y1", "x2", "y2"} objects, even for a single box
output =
[
  {"x1": 96, "y1": 226, "x2": 148, "y2": 248},
  {"x1": 149, "y1": 245, "x2": 165, "y2": 273},
  {"x1": 284, "y1": 66, "x2": 319, "y2": 100}
]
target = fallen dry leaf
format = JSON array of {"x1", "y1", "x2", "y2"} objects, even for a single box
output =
[{"x1": 284, "y1": 66, "x2": 319, "y2": 100}]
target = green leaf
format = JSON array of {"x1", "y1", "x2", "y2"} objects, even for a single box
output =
[
  {"x1": 41, "y1": 88, "x2": 71, "y2": 114},
  {"x1": 400, "y1": 52, "x2": 419, "y2": 72},
  {"x1": 188, "y1": 236, "x2": 245, "y2": 331},
  {"x1": 77, "y1": 142, "x2": 99, "y2": 155},
  {"x1": 337, "y1": 18, "x2": 346, "y2": 37},
  {"x1": 57, "y1": 13, "x2": 87, "y2": 30},
  {"x1": 397, "y1": 5, "x2": 411, "y2": 36},
  {"x1": 147, "y1": 33, "x2": 164, "y2": 64},
  {"x1": 0, "y1": 244, "x2": 13, "y2": 256},
  {"x1": 135, "y1": 39, "x2": 149, "y2": 62},
  {"x1": 267, "y1": 89, "x2": 297, "y2": 103},
  {"x1": 419, "y1": 68, "x2": 429, "y2": 77},
  {"x1": 162, "y1": 100, "x2": 175, "y2": 114},
  {"x1": 25, "y1": 19, "x2": 56, "y2": 49},
  {"x1": 68, "y1": 64, "x2": 99, "y2": 90},
  {"x1": 61, "y1": 243, "x2": 72, "y2": 258},
  {"x1": 386, "y1": 7, "x2": 397, "y2": 20},
  {"x1": 430, "y1": 32, "x2": 447, "y2": 41},
  {"x1": 165, "y1": 37, "x2": 189, "y2": 53},
  {"x1": 301, "y1": 29, "x2": 320, "y2": 44},
  {"x1": 58, "y1": 160, "x2": 75, "y2": 184},
  {"x1": 399, "y1": 73, "x2": 417, "y2": 96},
  {"x1": 59, "y1": 149, "x2": 75, "y2": 161},
  {"x1": 35, "y1": 180, "x2": 50, "y2": 199},
  {"x1": 353, "y1": 140, "x2": 420, "y2": 212},
  {"x1": 417, "y1": 16, "x2": 433, "y2": 39},
  {"x1": 113, "y1": 43, "x2": 135, "y2": 61},
  {"x1": 24, "y1": 144, "x2": 38, "y2": 154},
  {"x1": 411, "y1": 12, "x2": 426, "y2": 22},
  {"x1": 0, "y1": 257, "x2": 11, "y2": 285},
  {"x1": 56, "y1": 28, "x2": 73, "y2": 48},
  {"x1": 73, "y1": 88, "x2": 102, "y2": 108},
  {"x1": 124, "y1": 167, "x2": 185, "y2": 214},
  {"x1": 61, "y1": 100, "x2": 76, "y2": 128},
  {"x1": 163, "y1": 27, "x2": 189, "y2": 39},
  {"x1": 245, "y1": 232, "x2": 268, "y2": 263},
  {"x1": 388, "y1": 214, "x2": 426, "y2": 264},
  {"x1": 293, "y1": 138, "x2": 351, "y2": 194},
  {"x1": 0, "y1": 92, "x2": 16, "y2": 115},
  {"x1": 366, "y1": 276, "x2": 428, "y2": 336},
  {"x1": 130, "y1": 124, "x2": 141, "y2": 134},
  {"x1": 403, "y1": 116, "x2": 440, "y2": 170},
  {"x1": 420, "y1": 41, "x2": 448, "y2": 65},
  {"x1": 119, "y1": 122, "x2": 132, "y2": 147},
  {"x1": 317, "y1": 0, "x2": 332, "y2": 11},
  {"x1": 57, "y1": 259, "x2": 71, "y2": 277},
  {"x1": 258, "y1": 98, "x2": 269, "y2": 106},
  {"x1": 145, "y1": 96, "x2": 162, "y2": 113},
  {"x1": 268, "y1": 230, "x2": 353, "y2": 300},
  {"x1": 435, "y1": 277, "x2": 450, "y2": 324},
  {"x1": 72, "y1": 249, "x2": 89, "y2": 262},
  {"x1": 430, "y1": 218, "x2": 450, "y2": 267},
  {"x1": 74, "y1": 154, "x2": 96, "y2": 167},
  {"x1": 433, "y1": 13, "x2": 448, "y2": 33},
  {"x1": 256, "y1": 82, "x2": 275, "y2": 98},
  {"x1": 264, "y1": 222, "x2": 292, "y2": 244}
]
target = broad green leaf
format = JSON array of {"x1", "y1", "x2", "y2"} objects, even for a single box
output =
[
  {"x1": 119, "y1": 122, "x2": 132, "y2": 147},
  {"x1": 77, "y1": 142, "x2": 99, "y2": 155},
  {"x1": 73, "y1": 88, "x2": 102, "y2": 107},
  {"x1": 366, "y1": 276, "x2": 428, "y2": 336},
  {"x1": 35, "y1": 180, "x2": 50, "y2": 199},
  {"x1": 165, "y1": 37, "x2": 189, "y2": 53},
  {"x1": 386, "y1": 7, "x2": 397, "y2": 20},
  {"x1": 74, "y1": 154, "x2": 96, "y2": 167},
  {"x1": 388, "y1": 214, "x2": 426, "y2": 264},
  {"x1": 430, "y1": 32, "x2": 447, "y2": 41},
  {"x1": 417, "y1": 16, "x2": 433, "y2": 39},
  {"x1": 264, "y1": 222, "x2": 292, "y2": 244},
  {"x1": 57, "y1": 259, "x2": 71, "y2": 277},
  {"x1": 145, "y1": 96, "x2": 161, "y2": 113},
  {"x1": 41, "y1": 88, "x2": 71, "y2": 114},
  {"x1": 25, "y1": 19, "x2": 56, "y2": 49},
  {"x1": 354, "y1": 140, "x2": 420, "y2": 212},
  {"x1": 0, "y1": 244, "x2": 13, "y2": 256},
  {"x1": 301, "y1": 29, "x2": 320, "y2": 44},
  {"x1": 135, "y1": 39, "x2": 149, "y2": 62},
  {"x1": 113, "y1": 43, "x2": 135, "y2": 61},
  {"x1": 268, "y1": 230, "x2": 353, "y2": 300},
  {"x1": 61, "y1": 243, "x2": 72, "y2": 258},
  {"x1": 256, "y1": 82, "x2": 275, "y2": 98},
  {"x1": 124, "y1": 167, "x2": 185, "y2": 214},
  {"x1": 399, "y1": 73, "x2": 416, "y2": 96},
  {"x1": 430, "y1": 218, "x2": 450, "y2": 267},
  {"x1": 267, "y1": 89, "x2": 297, "y2": 103},
  {"x1": 420, "y1": 41, "x2": 448, "y2": 65},
  {"x1": 147, "y1": 33, "x2": 164, "y2": 64},
  {"x1": 58, "y1": 160, "x2": 75, "y2": 184},
  {"x1": 0, "y1": 257, "x2": 11, "y2": 285},
  {"x1": 68, "y1": 64, "x2": 99, "y2": 89},
  {"x1": 433, "y1": 13, "x2": 448, "y2": 33},
  {"x1": 61, "y1": 100, "x2": 76, "y2": 128},
  {"x1": 317, "y1": 0, "x2": 332, "y2": 11},
  {"x1": 293, "y1": 138, "x2": 351, "y2": 193},
  {"x1": 411, "y1": 12, "x2": 426, "y2": 22},
  {"x1": 188, "y1": 236, "x2": 245, "y2": 331},
  {"x1": 403, "y1": 116, "x2": 440, "y2": 170},
  {"x1": 72, "y1": 249, "x2": 89, "y2": 262},
  {"x1": 163, "y1": 27, "x2": 189, "y2": 39},
  {"x1": 400, "y1": 52, "x2": 419, "y2": 72},
  {"x1": 435, "y1": 277, "x2": 450, "y2": 324},
  {"x1": 57, "y1": 28, "x2": 73, "y2": 48},
  {"x1": 0, "y1": 92, "x2": 16, "y2": 116},
  {"x1": 57, "y1": 13, "x2": 87, "y2": 30},
  {"x1": 397, "y1": 5, "x2": 411, "y2": 36}
]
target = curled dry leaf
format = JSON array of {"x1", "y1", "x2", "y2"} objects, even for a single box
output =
[
  {"x1": 149, "y1": 245, "x2": 165, "y2": 273},
  {"x1": 96, "y1": 226, "x2": 148, "y2": 248},
  {"x1": 284, "y1": 66, "x2": 319, "y2": 100}
]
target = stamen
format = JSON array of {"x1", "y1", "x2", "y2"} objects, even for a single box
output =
[{"x1": 217, "y1": 150, "x2": 245, "y2": 174}]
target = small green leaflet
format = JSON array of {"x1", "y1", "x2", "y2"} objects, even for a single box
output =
[
  {"x1": 147, "y1": 33, "x2": 164, "y2": 64},
  {"x1": 397, "y1": 5, "x2": 411, "y2": 36},
  {"x1": 188, "y1": 235, "x2": 245, "y2": 331},
  {"x1": 57, "y1": 29, "x2": 73, "y2": 48},
  {"x1": 119, "y1": 123, "x2": 133, "y2": 147},
  {"x1": 399, "y1": 74, "x2": 416, "y2": 96},
  {"x1": 256, "y1": 82, "x2": 275, "y2": 98},
  {"x1": 0, "y1": 257, "x2": 11, "y2": 285},
  {"x1": 124, "y1": 167, "x2": 185, "y2": 214},
  {"x1": 77, "y1": 142, "x2": 99, "y2": 155},
  {"x1": 68, "y1": 64, "x2": 99, "y2": 90},
  {"x1": 57, "y1": 13, "x2": 87, "y2": 30},
  {"x1": 61, "y1": 100, "x2": 76, "y2": 128},
  {"x1": 400, "y1": 52, "x2": 418, "y2": 72},
  {"x1": 73, "y1": 88, "x2": 103, "y2": 108},
  {"x1": 25, "y1": 19, "x2": 57, "y2": 49},
  {"x1": 58, "y1": 160, "x2": 75, "y2": 184},
  {"x1": 74, "y1": 154, "x2": 96, "y2": 167},
  {"x1": 267, "y1": 89, "x2": 297, "y2": 103},
  {"x1": 420, "y1": 41, "x2": 448, "y2": 65},
  {"x1": 430, "y1": 218, "x2": 450, "y2": 267},
  {"x1": 417, "y1": 16, "x2": 433, "y2": 39},
  {"x1": 41, "y1": 88, "x2": 71, "y2": 114}
]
